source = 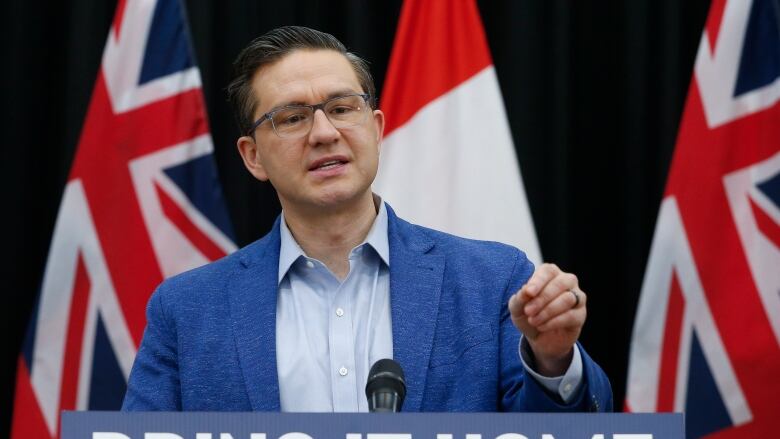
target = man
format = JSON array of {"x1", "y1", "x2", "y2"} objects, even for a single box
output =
[{"x1": 122, "y1": 26, "x2": 612, "y2": 412}]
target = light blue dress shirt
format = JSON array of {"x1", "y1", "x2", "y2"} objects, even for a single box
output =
[{"x1": 275, "y1": 202, "x2": 582, "y2": 412}]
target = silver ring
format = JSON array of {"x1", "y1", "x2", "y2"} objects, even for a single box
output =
[{"x1": 570, "y1": 290, "x2": 580, "y2": 308}]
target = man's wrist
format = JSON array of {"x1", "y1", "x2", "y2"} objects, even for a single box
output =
[
  {"x1": 531, "y1": 347, "x2": 574, "y2": 377},
  {"x1": 518, "y1": 338, "x2": 585, "y2": 403}
]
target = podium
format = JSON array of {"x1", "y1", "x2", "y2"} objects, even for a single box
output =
[{"x1": 62, "y1": 412, "x2": 684, "y2": 438}]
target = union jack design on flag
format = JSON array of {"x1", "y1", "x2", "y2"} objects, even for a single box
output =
[
  {"x1": 626, "y1": 0, "x2": 780, "y2": 437},
  {"x1": 10, "y1": 0, "x2": 236, "y2": 437}
]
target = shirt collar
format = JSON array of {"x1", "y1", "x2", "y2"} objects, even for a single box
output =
[
  {"x1": 278, "y1": 214, "x2": 305, "y2": 283},
  {"x1": 278, "y1": 200, "x2": 390, "y2": 283}
]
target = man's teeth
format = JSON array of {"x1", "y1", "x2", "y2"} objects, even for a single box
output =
[{"x1": 317, "y1": 160, "x2": 342, "y2": 169}]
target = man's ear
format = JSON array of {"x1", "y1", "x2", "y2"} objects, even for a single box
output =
[
  {"x1": 236, "y1": 135, "x2": 269, "y2": 181},
  {"x1": 372, "y1": 109, "x2": 385, "y2": 153}
]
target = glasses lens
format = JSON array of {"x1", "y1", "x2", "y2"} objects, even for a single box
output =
[
  {"x1": 271, "y1": 106, "x2": 313, "y2": 138},
  {"x1": 269, "y1": 95, "x2": 369, "y2": 139},
  {"x1": 324, "y1": 95, "x2": 368, "y2": 127}
]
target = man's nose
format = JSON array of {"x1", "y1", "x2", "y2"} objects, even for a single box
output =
[{"x1": 307, "y1": 109, "x2": 340, "y2": 146}]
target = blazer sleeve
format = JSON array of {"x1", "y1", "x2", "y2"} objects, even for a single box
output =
[
  {"x1": 121, "y1": 285, "x2": 182, "y2": 411},
  {"x1": 498, "y1": 250, "x2": 614, "y2": 412}
]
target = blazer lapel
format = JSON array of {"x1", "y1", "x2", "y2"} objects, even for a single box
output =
[
  {"x1": 387, "y1": 206, "x2": 445, "y2": 412},
  {"x1": 227, "y1": 220, "x2": 282, "y2": 411}
]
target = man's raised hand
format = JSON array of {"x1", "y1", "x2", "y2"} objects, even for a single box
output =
[{"x1": 508, "y1": 263, "x2": 587, "y2": 376}]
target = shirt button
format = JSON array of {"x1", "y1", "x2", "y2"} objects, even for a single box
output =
[
  {"x1": 564, "y1": 383, "x2": 573, "y2": 392},
  {"x1": 339, "y1": 367, "x2": 348, "y2": 376},
  {"x1": 336, "y1": 308, "x2": 344, "y2": 317},
  {"x1": 305, "y1": 260, "x2": 315, "y2": 268}
]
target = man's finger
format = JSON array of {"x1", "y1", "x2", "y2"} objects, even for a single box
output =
[
  {"x1": 527, "y1": 287, "x2": 579, "y2": 327},
  {"x1": 508, "y1": 291, "x2": 525, "y2": 317},
  {"x1": 521, "y1": 263, "x2": 561, "y2": 298},
  {"x1": 537, "y1": 307, "x2": 586, "y2": 332},
  {"x1": 524, "y1": 272, "x2": 578, "y2": 317}
]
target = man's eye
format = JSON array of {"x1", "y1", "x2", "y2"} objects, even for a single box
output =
[
  {"x1": 277, "y1": 112, "x2": 309, "y2": 126},
  {"x1": 330, "y1": 106, "x2": 355, "y2": 115}
]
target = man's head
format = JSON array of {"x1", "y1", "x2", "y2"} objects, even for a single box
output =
[
  {"x1": 228, "y1": 26, "x2": 377, "y2": 137},
  {"x1": 230, "y1": 26, "x2": 385, "y2": 214}
]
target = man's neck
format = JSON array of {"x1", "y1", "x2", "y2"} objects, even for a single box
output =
[{"x1": 281, "y1": 192, "x2": 378, "y2": 280}]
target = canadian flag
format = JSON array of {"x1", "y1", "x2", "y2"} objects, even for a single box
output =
[{"x1": 374, "y1": 0, "x2": 541, "y2": 264}]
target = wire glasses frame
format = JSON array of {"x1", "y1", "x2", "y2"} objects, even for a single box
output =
[{"x1": 247, "y1": 93, "x2": 373, "y2": 139}]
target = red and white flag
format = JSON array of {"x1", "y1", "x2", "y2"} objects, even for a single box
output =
[
  {"x1": 11, "y1": 1, "x2": 235, "y2": 437},
  {"x1": 374, "y1": 0, "x2": 541, "y2": 264},
  {"x1": 626, "y1": 0, "x2": 780, "y2": 437}
]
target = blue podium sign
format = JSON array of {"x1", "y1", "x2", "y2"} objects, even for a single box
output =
[{"x1": 62, "y1": 412, "x2": 684, "y2": 439}]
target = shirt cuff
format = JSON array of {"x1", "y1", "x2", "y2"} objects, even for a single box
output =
[{"x1": 518, "y1": 336, "x2": 584, "y2": 403}]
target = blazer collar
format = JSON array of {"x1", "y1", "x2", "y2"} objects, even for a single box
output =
[
  {"x1": 229, "y1": 217, "x2": 282, "y2": 411},
  {"x1": 386, "y1": 204, "x2": 445, "y2": 412}
]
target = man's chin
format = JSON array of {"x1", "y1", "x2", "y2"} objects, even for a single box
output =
[
  {"x1": 308, "y1": 187, "x2": 373, "y2": 211},
  {"x1": 278, "y1": 180, "x2": 374, "y2": 213}
]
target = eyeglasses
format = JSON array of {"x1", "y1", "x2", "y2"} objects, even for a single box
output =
[{"x1": 247, "y1": 93, "x2": 373, "y2": 139}]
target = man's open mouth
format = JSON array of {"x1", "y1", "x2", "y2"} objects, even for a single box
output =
[
  {"x1": 312, "y1": 160, "x2": 345, "y2": 170},
  {"x1": 309, "y1": 156, "x2": 349, "y2": 171}
]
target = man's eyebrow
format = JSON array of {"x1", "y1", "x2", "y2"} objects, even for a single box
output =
[
  {"x1": 325, "y1": 89, "x2": 362, "y2": 100},
  {"x1": 265, "y1": 100, "x2": 307, "y2": 114},
  {"x1": 265, "y1": 89, "x2": 362, "y2": 114}
]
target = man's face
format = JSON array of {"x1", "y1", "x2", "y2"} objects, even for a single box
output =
[{"x1": 237, "y1": 49, "x2": 385, "y2": 212}]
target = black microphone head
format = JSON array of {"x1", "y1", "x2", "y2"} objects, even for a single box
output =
[{"x1": 365, "y1": 359, "x2": 406, "y2": 412}]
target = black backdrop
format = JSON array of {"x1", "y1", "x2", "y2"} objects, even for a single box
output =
[{"x1": 1, "y1": 0, "x2": 712, "y2": 434}]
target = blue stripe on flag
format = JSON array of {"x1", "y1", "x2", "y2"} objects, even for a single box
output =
[
  {"x1": 164, "y1": 154, "x2": 236, "y2": 242},
  {"x1": 21, "y1": 291, "x2": 42, "y2": 370},
  {"x1": 756, "y1": 170, "x2": 780, "y2": 208},
  {"x1": 684, "y1": 331, "x2": 733, "y2": 438},
  {"x1": 87, "y1": 314, "x2": 127, "y2": 410},
  {"x1": 733, "y1": 0, "x2": 780, "y2": 97},
  {"x1": 139, "y1": 0, "x2": 194, "y2": 85}
]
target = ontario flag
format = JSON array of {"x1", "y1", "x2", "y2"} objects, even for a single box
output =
[
  {"x1": 10, "y1": 0, "x2": 236, "y2": 437},
  {"x1": 626, "y1": 0, "x2": 780, "y2": 437},
  {"x1": 374, "y1": 0, "x2": 541, "y2": 264}
]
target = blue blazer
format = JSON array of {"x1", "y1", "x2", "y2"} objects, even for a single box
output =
[{"x1": 123, "y1": 205, "x2": 612, "y2": 412}]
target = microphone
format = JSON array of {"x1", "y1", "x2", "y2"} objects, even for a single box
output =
[{"x1": 365, "y1": 359, "x2": 406, "y2": 412}]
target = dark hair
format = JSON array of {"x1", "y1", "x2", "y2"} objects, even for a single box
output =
[{"x1": 227, "y1": 26, "x2": 376, "y2": 135}]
